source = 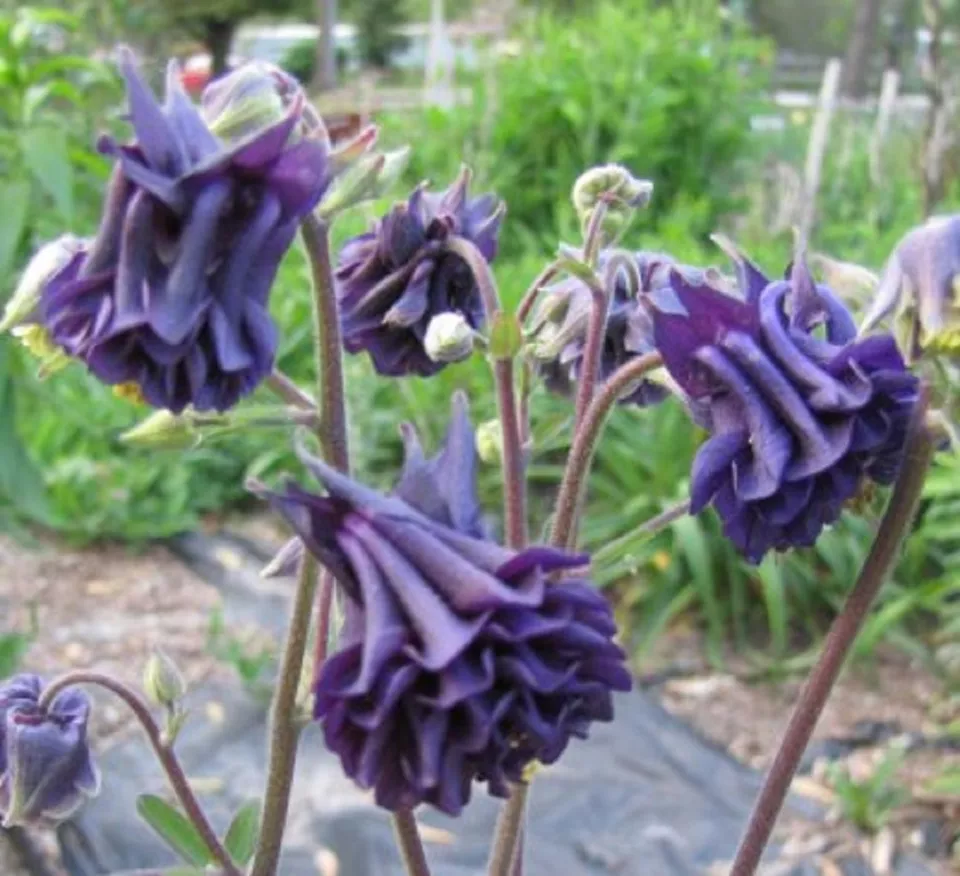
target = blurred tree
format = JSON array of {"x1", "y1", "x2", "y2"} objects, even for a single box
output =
[
  {"x1": 313, "y1": 0, "x2": 337, "y2": 91},
  {"x1": 841, "y1": 0, "x2": 883, "y2": 96},
  {"x1": 883, "y1": 0, "x2": 918, "y2": 70},
  {"x1": 356, "y1": 0, "x2": 408, "y2": 68}
]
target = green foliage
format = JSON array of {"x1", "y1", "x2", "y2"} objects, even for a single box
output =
[
  {"x1": 0, "y1": 606, "x2": 37, "y2": 678},
  {"x1": 223, "y1": 800, "x2": 260, "y2": 867},
  {"x1": 380, "y1": 0, "x2": 770, "y2": 257},
  {"x1": 279, "y1": 39, "x2": 317, "y2": 84},
  {"x1": 827, "y1": 746, "x2": 910, "y2": 834},
  {"x1": 136, "y1": 794, "x2": 214, "y2": 866}
]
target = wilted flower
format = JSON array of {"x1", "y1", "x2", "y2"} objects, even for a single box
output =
[
  {"x1": 336, "y1": 168, "x2": 503, "y2": 377},
  {"x1": 861, "y1": 214, "x2": 960, "y2": 359},
  {"x1": 529, "y1": 250, "x2": 683, "y2": 406},
  {"x1": 0, "y1": 675, "x2": 99, "y2": 826},
  {"x1": 251, "y1": 394, "x2": 630, "y2": 815},
  {"x1": 646, "y1": 243, "x2": 918, "y2": 564},
  {"x1": 37, "y1": 49, "x2": 332, "y2": 413}
]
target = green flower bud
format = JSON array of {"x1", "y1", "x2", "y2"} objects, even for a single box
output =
[
  {"x1": 318, "y1": 146, "x2": 411, "y2": 219},
  {"x1": 572, "y1": 165, "x2": 653, "y2": 248},
  {"x1": 119, "y1": 410, "x2": 201, "y2": 450},
  {"x1": 143, "y1": 649, "x2": 186, "y2": 709},
  {"x1": 475, "y1": 419, "x2": 504, "y2": 465},
  {"x1": 424, "y1": 312, "x2": 475, "y2": 363},
  {"x1": 202, "y1": 63, "x2": 289, "y2": 141},
  {"x1": 1, "y1": 235, "x2": 84, "y2": 333}
]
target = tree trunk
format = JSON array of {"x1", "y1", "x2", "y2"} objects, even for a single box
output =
[
  {"x1": 205, "y1": 18, "x2": 236, "y2": 79},
  {"x1": 885, "y1": 0, "x2": 918, "y2": 71},
  {"x1": 840, "y1": 0, "x2": 882, "y2": 99},
  {"x1": 313, "y1": 0, "x2": 338, "y2": 92}
]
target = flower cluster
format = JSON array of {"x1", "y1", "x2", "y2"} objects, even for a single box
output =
[
  {"x1": 32, "y1": 50, "x2": 332, "y2": 413},
  {"x1": 646, "y1": 246, "x2": 919, "y2": 563},
  {"x1": 252, "y1": 395, "x2": 630, "y2": 815},
  {"x1": 336, "y1": 169, "x2": 503, "y2": 377},
  {"x1": 0, "y1": 676, "x2": 99, "y2": 826}
]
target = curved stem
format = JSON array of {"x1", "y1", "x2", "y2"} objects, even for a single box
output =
[
  {"x1": 266, "y1": 368, "x2": 316, "y2": 410},
  {"x1": 572, "y1": 275, "x2": 610, "y2": 428},
  {"x1": 251, "y1": 553, "x2": 318, "y2": 876},
  {"x1": 729, "y1": 388, "x2": 934, "y2": 876},
  {"x1": 38, "y1": 672, "x2": 239, "y2": 876},
  {"x1": 591, "y1": 499, "x2": 691, "y2": 564},
  {"x1": 447, "y1": 235, "x2": 527, "y2": 548},
  {"x1": 551, "y1": 352, "x2": 663, "y2": 550},
  {"x1": 392, "y1": 809, "x2": 433, "y2": 876},
  {"x1": 516, "y1": 261, "x2": 561, "y2": 324},
  {"x1": 581, "y1": 200, "x2": 609, "y2": 267}
]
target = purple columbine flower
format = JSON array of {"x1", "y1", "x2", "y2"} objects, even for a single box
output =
[
  {"x1": 336, "y1": 168, "x2": 503, "y2": 377},
  {"x1": 861, "y1": 214, "x2": 960, "y2": 359},
  {"x1": 646, "y1": 244, "x2": 919, "y2": 564},
  {"x1": 0, "y1": 675, "x2": 99, "y2": 826},
  {"x1": 250, "y1": 394, "x2": 630, "y2": 815},
  {"x1": 38, "y1": 49, "x2": 332, "y2": 412},
  {"x1": 529, "y1": 250, "x2": 709, "y2": 406}
]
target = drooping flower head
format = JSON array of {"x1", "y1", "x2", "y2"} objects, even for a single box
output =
[
  {"x1": 646, "y1": 243, "x2": 919, "y2": 563},
  {"x1": 251, "y1": 394, "x2": 630, "y2": 815},
  {"x1": 336, "y1": 168, "x2": 503, "y2": 377},
  {"x1": 0, "y1": 675, "x2": 99, "y2": 826},
  {"x1": 529, "y1": 250, "x2": 706, "y2": 406},
  {"x1": 861, "y1": 214, "x2": 960, "y2": 359},
  {"x1": 36, "y1": 49, "x2": 333, "y2": 412}
]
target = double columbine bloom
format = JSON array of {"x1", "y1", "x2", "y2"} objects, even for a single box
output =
[
  {"x1": 0, "y1": 676, "x2": 99, "y2": 826},
  {"x1": 646, "y1": 246, "x2": 919, "y2": 563},
  {"x1": 29, "y1": 50, "x2": 332, "y2": 412},
  {"x1": 252, "y1": 395, "x2": 630, "y2": 815},
  {"x1": 336, "y1": 168, "x2": 503, "y2": 377}
]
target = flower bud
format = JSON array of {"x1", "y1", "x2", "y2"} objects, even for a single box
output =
[
  {"x1": 475, "y1": 419, "x2": 503, "y2": 465},
  {"x1": 318, "y1": 146, "x2": 410, "y2": 219},
  {"x1": 1, "y1": 235, "x2": 84, "y2": 333},
  {"x1": 202, "y1": 63, "x2": 292, "y2": 141},
  {"x1": 143, "y1": 649, "x2": 186, "y2": 709},
  {"x1": 0, "y1": 675, "x2": 100, "y2": 826},
  {"x1": 424, "y1": 312, "x2": 475, "y2": 363},
  {"x1": 119, "y1": 410, "x2": 200, "y2": 450},
  {"x1": 572, "y1": 165, "x2": 653, "y2": 247}
]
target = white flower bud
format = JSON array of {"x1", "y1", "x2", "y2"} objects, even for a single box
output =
[
  {"x1": 475, "y1": 419, "x2": 504, "y2": 465},
  {"x1": 1, "y1": 235, "x2": 83, "y2": 333},
  {"x1": 424, "y1": 312, "x2": 475, "y2": 363},
  {"x1": 143, "y1": 648, "x2": 186, "y2": 709}
]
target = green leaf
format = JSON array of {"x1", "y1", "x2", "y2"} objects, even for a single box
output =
[
  {"x1": 20, "y1": 126, "x2": 73, "y2": 223},
  {"x1": 488, "y1": 312, "x2": 523, "y2": 360},
  {"x1": 0, "y1": 181, "x2": 30, "y2": 281},
  {"x1": 136, "y1": 794, "x2": 214, "y2": 867},
  {"x1": 0, "y1": 345, "x2": 50, "y2": 523},
  {"x1": 224, "y1": 800, "x2": 260, "y2": 866}
]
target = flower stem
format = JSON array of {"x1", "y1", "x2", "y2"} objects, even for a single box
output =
[
  {"x1": 590, "y1": 499, "x2": 691, "y2": 565},
  {"x1": 39, "y1": 672, "x2": 240, "y2": 876},
  {"x1": 516, "y1": 261, "x2": 561, "y2": 323},
  {"x1": 266, "y1": 368, "x2": 316, "y2": 410},
  {"x1": 729, "y1": 388, "x2": 934, "y2": 876},
  {"x1": 392, "y1": 809, "x2": 433, "y2": 876},
  {"x1": 252, "y1": 215, "x2": 355, "y2": 876},
  {"x1": 447, "y1": 235, "x2": 528, "y2": 548},
  {"x1": 551, "y1": 352, "x2": 663, "y2": 550},
  {"x1": 250, "y1": 552, "x2": 318, "y2": 876},
  {"x1": 301, "y1": 215, "x2": 350, "y2": 474},
  {"x1": 487, "y1": 784, "x2": 529, "y2": 876},
  {"x1": 572, "y1": 271, "x2": 610, "y2": 428}
]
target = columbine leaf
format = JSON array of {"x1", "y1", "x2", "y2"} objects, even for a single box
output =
[
  {"x1": 223, "y1": 800, "x2": 260, "y2": 866},
  {"x1": 20, "y1": 126, "x2": 73, "y2": 223},
  {"x1": 0, "y1": 181, "x2": 30, "y2": 281},
  {"x1": 136, "y1": 794, "x2": 213, "y2": 867}
]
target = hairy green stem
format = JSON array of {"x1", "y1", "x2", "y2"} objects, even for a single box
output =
[
  {"x1": 729, "y1": 387, "x2": 934, "y2": 876},
  {"x1": 252, "y1": 215, "x2": 355, "y2": 876},
  {"x1": 392, "y1": 809, "x2": 433, "y2": 876},
  {"x1": 551, "y1": 352, "x2": 663, "y2": 550},
  {"x1": 39, "y1": 672, "x2": 240, "y2": 876},
  {"x1": 251, "y1": 553, "x2": 318, "y2": 876}
]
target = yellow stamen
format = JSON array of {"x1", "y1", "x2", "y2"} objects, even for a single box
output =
[{"x1": 113, "y1": 382, "x2": 146, "y2": 405}]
